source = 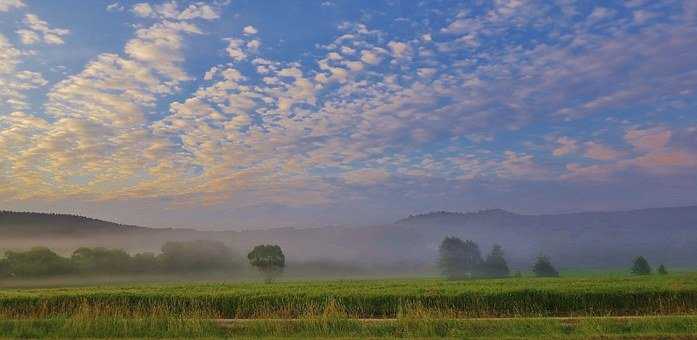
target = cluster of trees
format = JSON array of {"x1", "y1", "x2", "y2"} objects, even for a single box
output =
[
  {"x1": 0, "y1": 240, "x2": 289, "y2": 283},
  {"x1": 438, "y1": 237, "x2": 511, "y2": 279},
  {"x1": 438, "y1": 237, "x2": 560, "y2": 279},
  {"x1": 438, "y1": 238, "x2": 673, "y2": 280},
  {"x1": 0, "y1": 240, "x2": 240, "y2": 278},
  {"x1": 631, "y1": 256, "x2": 668, "y2": 275}
]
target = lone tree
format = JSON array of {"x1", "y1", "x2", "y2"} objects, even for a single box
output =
[
  {"x1": 658, "y1": 264, "x2": 668, "y2": 275},
  {"x1": 248, "y1": 244, "x2": 285, "y2": 283},
  {"x1": 631, "y1": 256, "x2": 651, "y2": 275},
  {"x1": 481, "y1": 244, "x2": 510, "y2": 278},
  {"x1": 438, "y1": 237, "x2": 483, "y2": 280},
  {"x1": 532, "y1": 255, "x2": 559, "y2": 277}
]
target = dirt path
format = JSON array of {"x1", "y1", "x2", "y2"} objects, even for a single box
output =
[{"x1": 213, "y1": 314, "x2": 697, "y2": 324}]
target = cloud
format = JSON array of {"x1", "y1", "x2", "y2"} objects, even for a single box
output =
[
  {"x1": 1, "y1": 1, "x2": 696, "y2": 223},
  {"x1": 342, "y1": 168, "x2": 390, "y2": 185},
  {"x1": 360, "y1": 50, "x2": 381, "y2": 64},
  {"x1": 0, "y1": 34, "x2": 48, "y2": 111},
  {"x1": 0, "y1": 0, "x2": 23, "y2": 12},
  {"x1": 16, "y1": 29, "x2": 39, "y2": 44},
  {"x1": 18, "y1": 14, "x2": 70, "y2": 45},
  {"x1": 178, "y1": 3, "x2": 219, "y2": 20},
  {"x1": 625, "y1": 127, "x2": 671, "y2": 152},
  {"x1": 225, "y1": 38, "x2": 246, "y2": 61},
  {"x1": 584, "y1": 142, "x2": 624, "y2": 161},
  {"x1": 106, "y1": 2, "x2": 124, "y2": 12},
  {"x1": 553, "y1": 137, "x2": 577, "y2": 156},
  {"x1": 417, "y1": 67, "x2": 437, "y2": 78},
  {"x1": 497, "y1": 151, "x2": 550, "y2": 179},
  {"x1": 132, "y1": 3, "x2": 153, "y2": 17},
  {"x1": 0, "y1": 11, "x2": 205, "y2": 201},
  {"x1": 242, "y1": 25, "x2": 258, "y2": 35},
  {"x1": 387, "y1": 41, "x2": 409, "y2": 58},
  {"x1": 132, "y1": 2, "x2": 219, "y2": 20}
]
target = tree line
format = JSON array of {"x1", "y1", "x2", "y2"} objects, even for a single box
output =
[
  {"x1": 0, "y1": 240, "x2": 286, "y2": 279},
  {"x1": 438, "y1": 236, "x2": 668, "y2": 279}
]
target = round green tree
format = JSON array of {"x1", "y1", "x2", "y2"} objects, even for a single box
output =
[
  {"x1": 248, "y1": 244, "x2": 285, "y2": 283},
  {"x1": 631, "y1": 256, "x2": 651, "y2": 275}
]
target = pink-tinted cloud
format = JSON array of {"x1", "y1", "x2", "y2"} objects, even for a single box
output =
[
  {"x1": 625, "y1": 127, "x2": 672, "y2": 152},
  {"x1": 584, "y1": 142, "x2": 625, "y2": 161}
]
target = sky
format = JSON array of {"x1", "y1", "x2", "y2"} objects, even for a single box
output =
[{"x1": 0, "y1": 0, "x2": 696, "y2": 230}]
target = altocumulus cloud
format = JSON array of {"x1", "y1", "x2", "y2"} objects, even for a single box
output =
[{"x1": 0, "y1": 0, "x2": 696, "y2": 227}]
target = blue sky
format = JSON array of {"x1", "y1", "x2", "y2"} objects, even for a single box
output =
[{"x1": 0, "y1": 0, "x2": 696, "y2": 229}]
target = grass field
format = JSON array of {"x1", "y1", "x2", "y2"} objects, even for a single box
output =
[{"x1": 1, "y1": 273, "x2": 697, "y2": 338}]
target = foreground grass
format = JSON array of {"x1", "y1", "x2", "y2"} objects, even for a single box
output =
[
  {"x1": 0, "y1": 316, "x2": 696, "y2": 338},
  {"x1": 1, "y1": 273, "x2": 697, "y2": 318}
]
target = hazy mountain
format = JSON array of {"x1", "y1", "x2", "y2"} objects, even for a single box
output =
[{"x1": 1, "y1": 206, "x2": 696, "y2": 270}]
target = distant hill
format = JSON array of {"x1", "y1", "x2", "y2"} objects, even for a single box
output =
[
  {"x1": 0, "y1": 211, "x2": 148, "y2": 236},
  {"x1": 1, "y1": 206, "x2": 696, "y2": 270}
]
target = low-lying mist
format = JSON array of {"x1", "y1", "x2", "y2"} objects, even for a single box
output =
[{"x1": 1, "y1": 205, "x2": 696, "y2": 288}]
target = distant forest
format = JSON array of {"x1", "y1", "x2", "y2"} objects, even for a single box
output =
[{"x1": 0, "y1": 240, "x2": 239, "y2": 278}]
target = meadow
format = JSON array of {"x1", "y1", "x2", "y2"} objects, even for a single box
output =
[{"x1": 1, "y1": 273, "x2": 697, "y2": 338}]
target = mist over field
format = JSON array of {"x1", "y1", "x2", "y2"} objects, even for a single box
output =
[{"x1": 2, "y1": 205, "x2": 696, "y2": 285}]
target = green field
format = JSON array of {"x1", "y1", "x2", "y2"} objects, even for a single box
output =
[{"x1": 1, "y1": 274, "x2": 697, "y2": 338}]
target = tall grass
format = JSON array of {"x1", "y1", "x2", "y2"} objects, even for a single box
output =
[{"x1": 1, "y1": 274, "x2": 697, "y2": 319}]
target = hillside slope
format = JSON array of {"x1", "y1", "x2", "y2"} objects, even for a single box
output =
[{"x1": 0, "y1": 211, "x2": 147, "y2": 236}]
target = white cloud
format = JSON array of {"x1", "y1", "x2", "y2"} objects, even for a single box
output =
[
  {"x1": 132, "y1": 3, "x2": 154, "y2": 17},
  {"x1": 360, "y1": 50, "x2": 381, "y2": 64},
  {"x1": 225, "y1": 38, "x2": 246, "y2": 61},
  {"x1": 19, "y1": 14, "x2": 70, "y2": 45},
  {"x1": 387, "y1": 41, "x2": 409, "y2": 58},
  {"x1": 0, "y1": 34, "x2": 47, "y2": 111},
  {"x1": 178, "y1": 3, "x2": 219, "y2": 20},
  {"x1": 243, "y1": 25, "x2": 258, "y2": 35},
  {"x1": 16, "y1": 29, "x2": 39, "y2": 44},
  {"x1": 0, "y1": 0, "x2": 24, "y2": 12},
  {"x1": 246, "y1": 39, "x2": 261, "y2": 51},
  {"x1": 132, "y1": 2, "x2": 219, "y2": 21},
  {"x1": 106, "y1": 2, "x2": 124, "y2": 12}
]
